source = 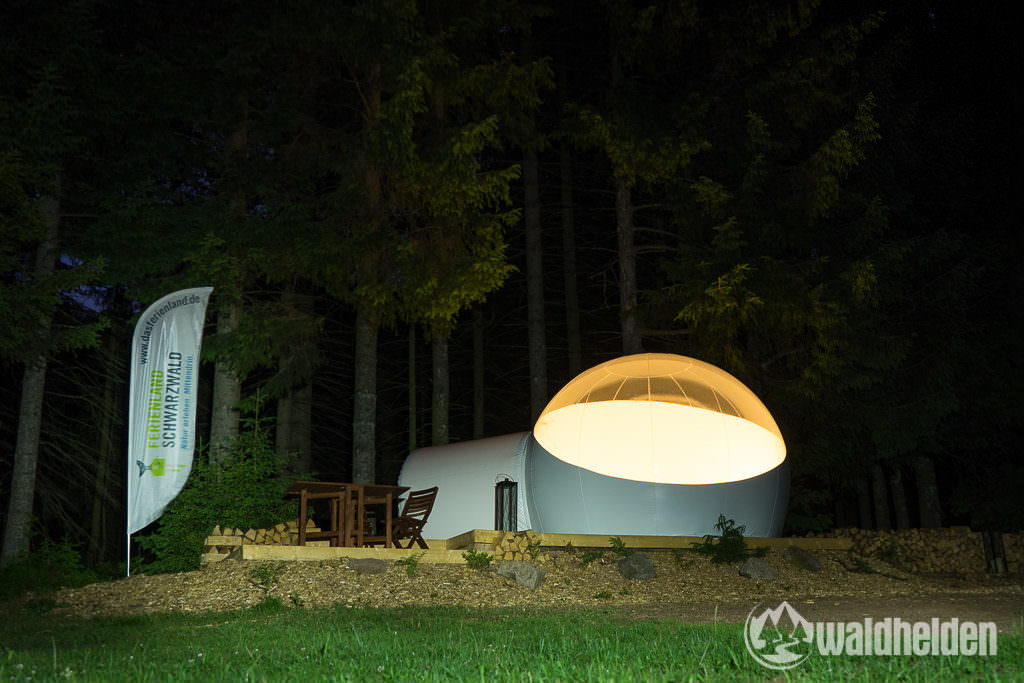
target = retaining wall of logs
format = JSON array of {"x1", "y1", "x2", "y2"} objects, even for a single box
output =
[
  {"x1": 820, "y1": 527, "x2": 1023, "y2": 575},
  {"x1": 200, "y1": 519, "x2": 324, "y2": 566}
]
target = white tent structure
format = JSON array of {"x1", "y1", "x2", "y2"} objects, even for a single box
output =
[{"x1": 399, "y1": 353, "x2": 789, "y2": 539}]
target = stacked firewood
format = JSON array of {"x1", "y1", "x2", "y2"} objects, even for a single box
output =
[
  {"x1": 828, "y1": 527, "x2": 1018, "y2": 574},
  {"x1": 200, "y1": 519, "x2": 322, "y2": 566},
  {"x1": 494, "y1": 530, "x2": 546, "y2": 562}
]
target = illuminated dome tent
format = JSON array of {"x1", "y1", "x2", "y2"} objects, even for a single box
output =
[
  {"x1": 399, "y1": 353, "x2": 789, "y2": 539},
  {"x1": 533, "y1": 353, "x2": 786, "y2": 485}
]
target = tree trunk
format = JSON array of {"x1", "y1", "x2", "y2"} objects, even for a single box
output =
[
  {"x1": 888, "y1": 464, "x2": 911, "y2": 529},
  {"x1": 275, "y1": 287, "x2": 313, "y2": 473},
  {"x1": 560, "y1": 145, "x2": 582, "y2": 377},
  {"x1": 408, "y1": 325, "x2": 417, "y2": 453},
  {"x1": 210, "y1": 100, "x2": 248, "y2": 464},
  {"x1": 275, "y1": 286, "x2": 293, "y2": 464},
  {"x1": 871, "y1": 463, "x2": 891, "y2": 530},
  {"x1": 609, "y1": 46, "x2": 642, "y2": 357},
  {"x1": 88, "y1": 331, "x2": 120, "y2": 565},
  {"x1": 855, "y1": 476, "x2": 873, "y2": 529},
  {"x1": 209, "y1": 301, "x2": 241, "y2": 463},
  {"x1": 913, "y1": 455, "x2": 942, "y2": 528},
  {"x1": 276, "y1": 380, "x2": 312, "y2": 473},
  {"x1": 473, "y1": 308, "x2": 485, "y2": 440},
  {"x1": 352, "y1": 310, "x2": 378, "y2": 484},
  {"x1": 292, "y1": 382, "x2": 312, "y2": 471},
  {"x1": 832, "y1": 492, "x2": 848, "y2": 529},
  {"x1": 432, "y1": 335, "x2": 449, "y2": 446},
  {"x1": 1, "y1": 185, "x2": 59, "y2": 568},
  {"x1": 351, "y1": 64, "x2": 382, "y2": 484},
  {"x1": 616, "y1": 177, "x2": 643, "y2": 355},
  {"x1": 524, "y1": 146, "x2": 548, "y2": 421},
  {"x1": 276, "y1": 390, "x2": 293, "y2": 461}
]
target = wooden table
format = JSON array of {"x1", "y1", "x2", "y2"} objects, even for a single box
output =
[{"x1": 286, "y1": 481, "x2": 410, "y2": 548}]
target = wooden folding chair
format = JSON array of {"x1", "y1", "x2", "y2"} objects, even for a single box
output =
[
  {"x1": 294, "y1": 485, "x2": 351, "y2": 547},
  {"x1": 390, "y1": 487, "x2": 438, "y2": 549}
]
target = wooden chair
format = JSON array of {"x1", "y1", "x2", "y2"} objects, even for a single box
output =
[{"x1": 390, "y1": 487, "x2": 438, "y2": 549}]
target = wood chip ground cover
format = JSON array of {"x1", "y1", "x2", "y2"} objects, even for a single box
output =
[{"x1": 43, "y1": 549, "x2": 1024, "y2": 630}]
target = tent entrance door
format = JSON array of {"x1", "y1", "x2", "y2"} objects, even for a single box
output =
[{"x1": 494, "y1": 479, "x2": 518, "y2": 531}]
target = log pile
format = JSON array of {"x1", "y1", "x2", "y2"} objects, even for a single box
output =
[
  {"x1": 824, "y1": 527, "x2": 1023, "y2": 575},
  {"x1": 200, "y1": 519, "x2": 323, "y2": 566},
  {"x1": 494, "y1": 530, "x2": 547, "y2": 562}
]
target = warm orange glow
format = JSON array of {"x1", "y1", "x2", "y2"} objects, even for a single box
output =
[{"x1": 533, "y1": 354, "x2": 786, "y2": 485}]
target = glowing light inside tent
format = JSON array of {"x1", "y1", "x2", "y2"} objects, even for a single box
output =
[{"x1": 533, "y1": 353, "x2": 786, "y2": 485}]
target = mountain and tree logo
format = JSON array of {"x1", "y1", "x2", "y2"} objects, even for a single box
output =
[{"x1": 743, "y1": 601, "x2": 815, "y2": 670}]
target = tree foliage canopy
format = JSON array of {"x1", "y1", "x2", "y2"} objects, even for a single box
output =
[{"x1": 0, "y1": 0, "x2": 1018, "y2": 567}]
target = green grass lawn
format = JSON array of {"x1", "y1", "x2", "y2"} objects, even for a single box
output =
[{"x1": 1, "y1": 600, "x2": 1021, "y2": 681}]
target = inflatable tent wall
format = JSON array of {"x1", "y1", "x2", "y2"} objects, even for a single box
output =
[{"x1": 398, "y1": 354, "x2": 789, "y2": 540}]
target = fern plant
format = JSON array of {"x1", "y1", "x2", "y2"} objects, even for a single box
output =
[{"x1": 608, "y1": 536, "x2": 634, "y2": 557}]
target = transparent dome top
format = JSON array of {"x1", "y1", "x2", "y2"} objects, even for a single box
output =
[{"x1": 533, "y1": 353, "x2": 786, "y2": 485}]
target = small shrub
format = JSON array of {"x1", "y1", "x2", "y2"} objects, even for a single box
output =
[
  {"x1": 289, "y1": 593, "x2": 305, "y2": 607},
  {"x1": 251, "y1": 596, "x2": 285, "y2": 613},
  {"x1": 847, "y1": 554, "x2": 875, "y2": 574},
  {"x1": 0, "y1": 538, "x2": 106, "y2": 601},
  {"x1": 880, "y1": 539, "x2": 900, "y2": 565},
  {"x1": 250, "y1": 561, "x2": 286, "y2": 592},
  {"x1": 526, "y1": 540, "x2": 542, "y2": 560},
  {"x1": 845, "y1": 553, "x2": 908, "y2": 581},
  {"x1": 25, "y1": 596, "x2": 60, "y2": 613},
  {"x1": 135, "y1": 400, "x2": 303, "y2": 574},
  {"x1": 580, "y1": 551, "x2": 603, "y2": 566},
  {"x1": 609, "y1": 536, "x2": 634, "y2": 557},
  {"x1": 462, "y1": 549, "x2": 493, "y2": 571},
  {"x1": 396, "y1": 553, "x2": 424, "y2": 577},
  {"x1": 692, "y1": 514, "x2": 767, "y2": 564},
  {"x1": 671, "y1": 548, "x2": 694, "y2": 569},
  {"x1": 593, "y1": 591, "x2": 612, "y2": 600}
]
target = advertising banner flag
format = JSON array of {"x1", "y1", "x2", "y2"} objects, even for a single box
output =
[{"x1": 127, "y1": 287, "x2": 213, "y2": 535}]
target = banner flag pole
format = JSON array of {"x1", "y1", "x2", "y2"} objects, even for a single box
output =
[{"x1": 126, "y1": 287, "x2": 213, "y2": 576}]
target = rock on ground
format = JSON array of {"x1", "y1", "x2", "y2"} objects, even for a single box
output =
[
  {"x1": 348, "y1": 558, "x2": 387, "y2": 574},
  {"x1": 783, "y1": 545, "x2": 822, "y2": 572},
  {"x1": 739, "y1": 557, "x2": 777, "y2": 580},
  {"x1": 618, "y1": 553, "x2": 657, "y2": 580},
  {"x1": 497, "y1": 560, "x2": 546, "y2": 589}
]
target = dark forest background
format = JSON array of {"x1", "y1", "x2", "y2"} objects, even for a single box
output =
[{"x1": 2, "y1": 0, "x2": 1021, "y2": 569}]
